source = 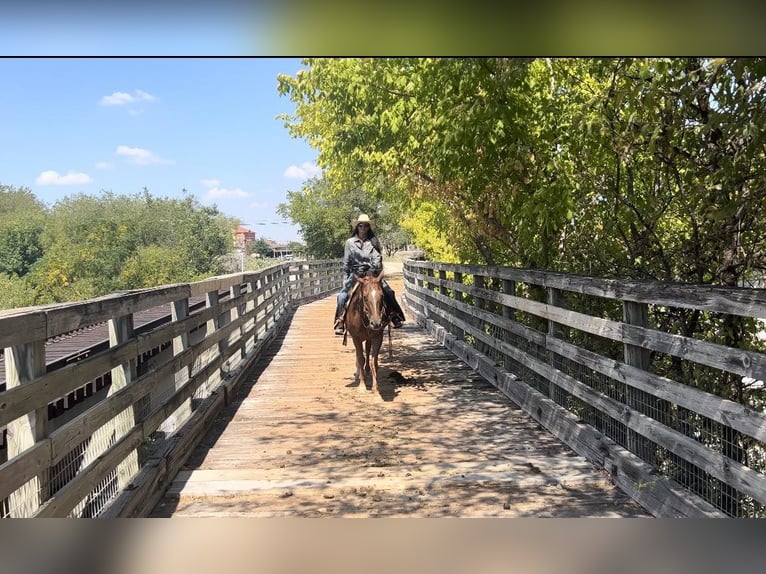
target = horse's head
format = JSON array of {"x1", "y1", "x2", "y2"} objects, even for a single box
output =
[{"x1": 355, "y1": 271, "x2": 386, "y2": 331}]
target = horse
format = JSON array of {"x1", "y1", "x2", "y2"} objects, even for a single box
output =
[{"x1": 343, "y1": 270, "x2": 389, "y2": 394}]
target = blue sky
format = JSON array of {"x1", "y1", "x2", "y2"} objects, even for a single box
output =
[{"x1": 0, "y1": 58, "x2": 320, "y2": 243}]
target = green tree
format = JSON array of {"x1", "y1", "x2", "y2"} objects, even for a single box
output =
[
  {"x1": 118, "y1": 245, "x2": 193, "y2": 289},
  {"x1": 0, "y1": 183, "x2": 47, "y2": 276},
  {"x1": 248, "y1": 237, "x2": 274, "y2": 258},
  {"x1": 21, "y1": 189, "x2": 235, "y2": 304},
  {"x1": 277, "y1": 174, "x2": 412, "y2": 258},
  {"x1": 278, "y1": 57, "x2": 766, "y2": 284}
]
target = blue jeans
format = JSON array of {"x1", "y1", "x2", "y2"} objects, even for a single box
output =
[
  {"x1": 335, "y1": 276, "x2": 402, "y2": 321},
  {"x1": 335, "y1": 275, "x2": 356, "y2": 320}
]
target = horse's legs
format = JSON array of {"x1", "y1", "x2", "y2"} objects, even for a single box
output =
[
  {"x1": 369, "y1": 335, "x2": 384, "y2": 394},
  {"x1": 354, "y1": 340, "x2": 367, "y2": 389},
  {"x1": 363, "y1": 340, "x2": 372, "y2": 374}
]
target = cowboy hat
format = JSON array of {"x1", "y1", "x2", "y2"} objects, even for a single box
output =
[{"x1": 350, "y1": 213, "x2": 375, "y2": 230}]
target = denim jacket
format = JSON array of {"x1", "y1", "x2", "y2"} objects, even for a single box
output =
[{"x1": 342, "y1": 236, "x2": 382, "y2": 279}]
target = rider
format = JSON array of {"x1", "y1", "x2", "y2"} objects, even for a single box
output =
[{"x1": 333, "y1": 213, "x2": 406, "y2": 335}]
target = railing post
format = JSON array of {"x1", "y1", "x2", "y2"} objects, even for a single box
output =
[
  {"x1": 474, "y1": 274, "x2": 486, "y2": 355},
  {"x1": 229, "y1": 283, "x2": 244, "y2": 370},
  {"x1": 500, "y1": 278, "x2": 516, "y2": 370},
  {"x1": 161, "y1": 298, "x2": 191, "y2": 435},
  {"x1": 107, "y1": 314, "x2": 139, "y2": 491},
  {"x1": 201, "y1": 289, "x2": 222, "y2": 398},
  {"x1": 439, "y1": 269, "x2": 448, "y2": 296},
  {"x1": 623, "y1": 300, "x2": 651, "y2": 456},
  {"x1": 502, "y1": 279, "x2": 516, "y2": 321},
  {"x1": 5, "y1": 340, "x2": 47, "y2": 517},
  {"x1": 454, "y1": 271, "x2": 465, "y2": 341},
  {"x1": 547, "y1": 287, "x2": 566, "y2": 404}
]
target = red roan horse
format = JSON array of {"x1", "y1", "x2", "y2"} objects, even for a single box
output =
[{"x1": 343, "y1": 271, "x2": 389, "y2": 394}]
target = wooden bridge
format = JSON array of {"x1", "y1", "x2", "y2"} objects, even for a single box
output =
[{"x1": 1, "y1": 259, "x2": 765, "y2": 517}]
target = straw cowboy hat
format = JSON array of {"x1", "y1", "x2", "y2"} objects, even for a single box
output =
[{"x1": 351, "y1": 213, "x2": 376, "y2": 230}]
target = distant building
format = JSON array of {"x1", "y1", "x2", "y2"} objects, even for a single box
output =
[
  {"x1": 234, "y1": 226, "x2": 256, "y2": 250},
  {"x1": 266, "y1": 240, "x2": 293, "y2": 259}
]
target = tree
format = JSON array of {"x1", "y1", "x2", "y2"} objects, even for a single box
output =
[
  {"x1": 20, "y1": 189, "x2": 234, "y2": 304},
  {"x1": 278, "y1": 176, "x2": 371, "y2": 258},
  {"x1": 278, "y1": 57, "x2": 766, "y2": 283},
  {"x1": 277, "y1": 58, "x2": 571, "y2": 266},
  {"x1": 248, "y1": 237, "x2": 273, "y2": 258},
  {"x1": 0, "y1": 183, "x2": 47, "y2": 276}
]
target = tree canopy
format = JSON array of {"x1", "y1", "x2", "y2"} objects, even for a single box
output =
[
  {"x1": 0, "y1": 187, "x2": 237, "y2": 309},
  {"x1": 277, "y1": 57, "x2": 766, "y2": 287},
  {"x1": 277, "y1": 176, "x2": 412, "y2": 259}
]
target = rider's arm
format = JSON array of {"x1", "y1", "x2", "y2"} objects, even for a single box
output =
[
  {"x1": 369, "y1": 242, "x2": 382, "y2": 274},
  {"x1": 342, "y1": 240, "x2": 353, "y2": 278}
]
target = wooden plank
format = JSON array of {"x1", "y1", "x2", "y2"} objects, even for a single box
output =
[
  {"x1": 0, "y1": 310, "x2": 47, "y2": 348},
  {"x1": 44, "y1": 284, "x2": 191, "y2": 338}
]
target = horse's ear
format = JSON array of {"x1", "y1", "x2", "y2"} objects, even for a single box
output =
[{"x1": 373, "y1": 270, "x2": 384, "y2": 283}]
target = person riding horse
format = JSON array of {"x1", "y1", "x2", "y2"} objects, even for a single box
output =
[{"x1": 333, "y1": 214, "x2": 405, "y2": 335}]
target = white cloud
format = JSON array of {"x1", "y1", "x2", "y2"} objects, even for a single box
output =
[
  {"x1": 206, "y1": 186, "x2": 249, "y2": 199},
  {"x1": 95, "y1": 161, "x2": 113, "y2": 169},
  {"x1": 134, "y1": 90, "x2": 156, "y2": 102},
  {"x1": 35, "y1": 170, "x2": 93, "y2": 186},
  {"x1": 99, "y1": 89, "x2": 157, "y2": 106},
  {"x1": 201, "y1": 178, "x2": 249, "y2": 199},
  {"x1": 116, "y1": 145, "x2": 172, "y2": 165},
  {"x1": 284, "y1": 162, "x2": 322, "y2": 180}
]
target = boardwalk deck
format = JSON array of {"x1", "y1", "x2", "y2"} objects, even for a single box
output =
[{"x1": 150, "y1": 268, "x2": 649, "y2": 517}]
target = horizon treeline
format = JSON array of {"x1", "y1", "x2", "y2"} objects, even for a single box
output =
[{"x1": 0, "y1": 184, "x2": 238, "y2": 310}]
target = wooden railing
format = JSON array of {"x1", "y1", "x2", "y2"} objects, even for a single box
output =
[
  {"x1": 403, "y1": 260, "x2": 766, "y2": 518},
  {"x1": 0, "y1": 259, "x2": 342, "y2": 517}
]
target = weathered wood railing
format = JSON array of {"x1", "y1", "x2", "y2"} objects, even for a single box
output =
[
  {"x1": 0, "y1": 259, "x2": 342, "y2": 517},
  {"x1": 403, "y1": 260, "x2": 766, "y2": 518}
]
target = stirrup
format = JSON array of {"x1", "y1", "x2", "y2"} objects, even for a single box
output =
[{"x1": 334, "y1": 319, "x2": 345, "y2": 335}]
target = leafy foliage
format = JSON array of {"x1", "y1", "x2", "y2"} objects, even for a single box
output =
[
  {"x1": 0, "y1": 188, "x2": 235, "y2": 308},
  {"x1": 277, "y1": 175, "x2": 410, "y2": 258},
  {"x1": 0, "y1": 184, "x2": 47, "y2": 276},
  {"x1": 277, "y1": 57, "x2": 766, "y2": 417},
  {"x1": 278, "y1": 57, "x2": 766, "y2": 285}
]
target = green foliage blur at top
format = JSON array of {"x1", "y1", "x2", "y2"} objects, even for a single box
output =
[
  {"x1": 277, "y1": 57, "x2": 766, "y2": 288},
  {"x1": 0, "y1": 185, "x2": 237, "y2": 310}
]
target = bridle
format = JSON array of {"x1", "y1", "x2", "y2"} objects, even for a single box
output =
[{"x1": 357, "y1": 279, "x2": 387, "y2": 331}]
